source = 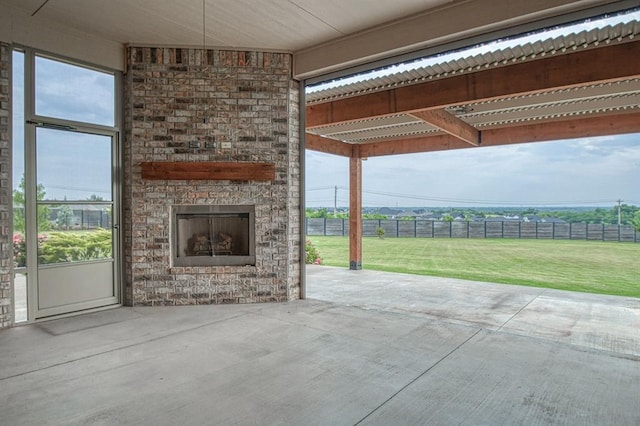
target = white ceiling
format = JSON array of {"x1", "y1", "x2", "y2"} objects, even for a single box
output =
[{"x1": 6, "y1": 0, "x2": 450, "y2": 51}]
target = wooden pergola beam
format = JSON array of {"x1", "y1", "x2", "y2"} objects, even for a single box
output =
[
  {"x1": 306, "y1": 40, "x2": 640, "y2": 128},
  {"x1": 409, "y1": 109, "x2": 480, "y2": 146},
  {"x1": 305, "y1": 133, "x2": 351, "y2": 157},
  {"x1": 358, "y1": 134, "x2": 466, "y2": 157},
  {"x1": 356, "y1": 111, "x2": 640, "y2": 157}
]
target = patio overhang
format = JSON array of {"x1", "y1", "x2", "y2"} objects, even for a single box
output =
[{"x1": 305, "y1": 24, "x2": 640, "y2": 269}]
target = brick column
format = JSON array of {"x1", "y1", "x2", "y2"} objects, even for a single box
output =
[
  {"x1": 0, "y1": 43, "x2": 12, "y2": 328},
  {"x1": 287, "y1": 79, "x2": 301, "y2": 300},
  {"x1": 123, "y1": 47, "x2": 301, "y2": 306}
]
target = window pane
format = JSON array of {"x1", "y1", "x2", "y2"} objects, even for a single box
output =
[
  {"x1": 36, "y1": 128, "x2": 112, "y2": 201},
  {"x1": 35, "y1": 56, "x2": 114, "y2": 126},
  {"x1": 12, "y1": 50, "x2": 27, "y2": 321}
]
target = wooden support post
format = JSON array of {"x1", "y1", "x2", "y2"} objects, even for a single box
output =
[{"x1": 349, "y1": 153, "x2": 363, "y2": 270}]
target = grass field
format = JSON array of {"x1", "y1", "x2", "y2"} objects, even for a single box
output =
[{"x1": 307, "y1": 237, "x2": 640, "y2": 298}]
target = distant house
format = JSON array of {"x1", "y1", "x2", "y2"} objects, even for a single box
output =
[
  {"x1": 484, "y1": 216, "x2": 520, "y2": 222},
  {"x1": 396, "y1": 211, "x2": 418, "y2": 219},
  {"x1": 378, "y1": 207, "x2": 401, "y2": 216},
  {"x1": 523, "y1": 215, "x2": 566, "y2": 223}
]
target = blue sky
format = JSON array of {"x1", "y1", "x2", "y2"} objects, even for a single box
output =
[{"x1": 305, "y1": 10, "x2": 640, "y2": 208}]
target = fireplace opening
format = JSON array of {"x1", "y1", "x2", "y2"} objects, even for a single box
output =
[{"x1": 171, "y1": 205, "x2": 255, "y2": 267}]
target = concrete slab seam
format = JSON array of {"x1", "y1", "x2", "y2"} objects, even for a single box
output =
[
  {"x1": 353, "y1": 328, "x2": 483, "y2": 425},
  {"x1": 0, "y1": 312, "x2": 249, "y2": 382},
  {"x1": 496, "y1": 289, "x2": 548, "y2": 332}
]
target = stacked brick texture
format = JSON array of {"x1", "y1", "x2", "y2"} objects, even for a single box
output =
[
  {"x1": 0, "y1": 44, "x2": 11, "y2": 327},
  {"x1": 124, "y1": 47, "x2": 301, "y2": 306},
  {"x1": 287, "y1": 80, "x2": 301, "y2": 301}
]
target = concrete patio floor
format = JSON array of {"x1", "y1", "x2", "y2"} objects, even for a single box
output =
[{"x1": 1, "y1": 266, "x2": 638, "y2": 425}]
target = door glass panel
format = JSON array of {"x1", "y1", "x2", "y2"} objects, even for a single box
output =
[
  {"x1": 35, "y1": 56, "x2": 115, "y2": 126},
  {"x1": 36, "y1": 128, "x2": 112, "y2": 202},
  {"x1": 36, "y1": 129, "x2": 114, "y2": 266}
]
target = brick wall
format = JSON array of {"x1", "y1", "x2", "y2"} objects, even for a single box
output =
[
  {"x1": 123, "y1": 47, "x2": 301, "y2": 306},
  {"x1": 0, "y1": 43, "x2": 12, "y2": 327}
]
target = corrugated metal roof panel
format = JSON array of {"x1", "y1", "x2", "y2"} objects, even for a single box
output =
[
  {"x1": 306, "y1": 21, "x2": 640, "y2": 104},
  {"x1": 323, "y1": 122, "x2": 438, "y2": 143},
  {"x1": 306, "y1": 114, "x2": 419, "y2": 136}
]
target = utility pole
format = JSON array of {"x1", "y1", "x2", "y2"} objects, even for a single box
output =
[
  {"x1": 334, "y1": 185, "x2": 338, "y2": 217},
  {"x1": 616, "y1": 199, "x2": 623, "y2": 225}
]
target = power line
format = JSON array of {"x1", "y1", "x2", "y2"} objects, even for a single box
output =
[
  {"x1": 307, "y1": 186, "x2": 634, "y2": 206},
  {"x1": 306, "y1": 186, "x2": 335, "y2": 191}
]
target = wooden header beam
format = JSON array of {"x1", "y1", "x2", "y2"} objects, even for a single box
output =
[
  {"x1": 306, "y1": 111, "x2": 640, "y2": 158},
  {"x1": 356, "y1": 111, "x2": 640, "y2": 157},
  {"x1": 306, "y1": 40, "x2": 640, "y2": 128},
  {"x1": 305, "y1": 133, "x2": 352, "y2": 157}
]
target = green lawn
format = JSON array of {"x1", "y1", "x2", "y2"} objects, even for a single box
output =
[{"x1": 307, "y1": 236, "x2": 640, "y2": 298}]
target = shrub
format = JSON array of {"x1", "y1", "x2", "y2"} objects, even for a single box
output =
[
  {"x1": 39, "y1": 229, "x2": 112, "y2": 264},
  {"x1": 305, "y1": 239, "x2": 322, "y2": 264},
  {"x1": 376, "y1": 226, "x2": 385, "y2": 239},
  {"x1": 13, "y1": 234, "x2": 26, "y2": 268}
]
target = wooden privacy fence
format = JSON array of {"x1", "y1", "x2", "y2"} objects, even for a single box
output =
[{"x1": 306, "y1": 218, "x2": 639, "y2": 243}]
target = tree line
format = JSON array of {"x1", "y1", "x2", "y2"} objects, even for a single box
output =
[{"x1": 306, "y1": 205, "x2": 640, "y2": 230}]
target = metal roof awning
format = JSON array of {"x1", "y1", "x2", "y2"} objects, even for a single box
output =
[{"x1": 305, "y1": 20, "x2": 640, "y2": 157}]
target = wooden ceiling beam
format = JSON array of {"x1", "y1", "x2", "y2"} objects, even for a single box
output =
[
  {"x1": 357, "y1": 134, "x2": 466, "y2": 157},
  {"x1": 305, "y1": 132, "x2": 352, "y2": 157},
  {"x1": 410, "y1": 109, "x2": 480, "y2": 146},
  {"x1": 357, "y1": 111, "x2": 640, "y2": 157},
  {"x1": 306, "y1": 40, "x2": 640, "y2": 128}
]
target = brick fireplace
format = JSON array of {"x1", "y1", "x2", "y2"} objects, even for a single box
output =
[{"x1": 123, "y1": 47, "x2": 301, "y2": 306}]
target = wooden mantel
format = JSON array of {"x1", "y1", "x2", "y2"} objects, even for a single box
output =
[{"x1": 140, "y1": 161, "x2": 275, "y2": 181}]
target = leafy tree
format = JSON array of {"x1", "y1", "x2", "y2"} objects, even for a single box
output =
[
  {"x1": 306, "y1": 208, "x2": 387, "y2": 220},
  {"x1": 362, "y1": 213, "x2": 387, "y2": 219},
  {"x1": 442, "y1": 213, "x2": 454, "y2": 222},
  {"x1": 306, "y1": 208, "x2": 329, "y2": 218},
  {"x1": 87, "y1": 194, "x2": 105, "y2": 201},
  {"x1": 13, "y1": 176, "x2": 51, "y2": 233},
  {"x1": 632, "y1": 211, "x2": 640, "y2": 232},
  {"x1": 619, "y1": 204, "x2": 639, "y2": 226},
  {"x1": 56, "y1": 205, "x2": 74, "y2": 229}
]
